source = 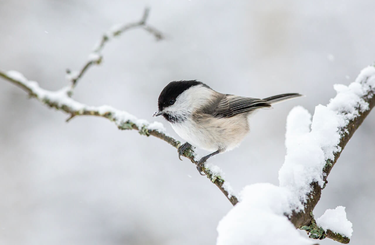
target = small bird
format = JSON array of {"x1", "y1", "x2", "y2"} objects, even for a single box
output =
[{"x1": 154, "y1": 80, "x2": 301, "y2": 173}]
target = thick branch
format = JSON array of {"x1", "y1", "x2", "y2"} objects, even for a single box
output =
[{"x1": 289, "y1": 67, "x2": 375, "y2": 243}]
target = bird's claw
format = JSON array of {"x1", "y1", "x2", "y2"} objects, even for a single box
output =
[
  {"x1": 196, "y1": 161, "x2": 206, "y2": 176},
  {"x1": 177, "y1": 143, "x2": 207, "y2": 176},
  {"x1": 178, "y1": 142, "x2": 193, "y2": 161}
]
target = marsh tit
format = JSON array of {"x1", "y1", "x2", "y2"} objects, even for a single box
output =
[{"x1": 154, "y1": 80, "x2": 301, "y2": 173}]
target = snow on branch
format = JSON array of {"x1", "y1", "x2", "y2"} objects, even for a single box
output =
[
  {"x1": 0, "y1": 69, "x2": 237, "y2": 205},
  {"x1": 285, "y1": 66, "x2": 375, "y2": 243},
  {"x1": 317, "y1": 206, "x2": 353, "y2": 239},
  {"x1": 217, "y1": 66, "x2": 375, "y2": 244}
]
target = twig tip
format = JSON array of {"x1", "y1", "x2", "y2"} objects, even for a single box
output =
[{"x1": 66, "y1": 114, "x2": 76, "y2": 122}]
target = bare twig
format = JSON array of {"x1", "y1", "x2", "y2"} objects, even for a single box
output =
[{"x1": 67, "y1": 7, "x2": 164, "y2": 88}]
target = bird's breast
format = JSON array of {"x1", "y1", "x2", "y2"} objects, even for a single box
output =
[{"x1": 171, "y1": 114, "x2": 250, "y2": 152}]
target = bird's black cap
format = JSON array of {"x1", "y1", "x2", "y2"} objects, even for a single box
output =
[{"x1": 157, "y1": 80, "x2": 207, "y2": 111}]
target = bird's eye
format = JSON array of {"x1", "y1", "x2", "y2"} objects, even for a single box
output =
[{"x1": 168, "y1": 99, "x2": 175, "y2": 105}]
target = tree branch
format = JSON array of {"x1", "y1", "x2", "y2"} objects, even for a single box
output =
[
  {"x1": 66, "y1": 7, "x2": 163, "y2": 88},
  {"x1": 288, "y1": 66, "x2": 375, "y2": 243},
  {"x1": 0, "y1": 69, "x2": 238, "y2": 205}
]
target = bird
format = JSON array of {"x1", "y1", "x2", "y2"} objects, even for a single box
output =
[{"x1": 154, "y1": 80, "x2": 301, "y2": 173}]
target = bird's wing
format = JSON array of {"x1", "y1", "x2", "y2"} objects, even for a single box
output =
[{"x1": 212, "y1": 95, "x2": 271, "y2": 118}]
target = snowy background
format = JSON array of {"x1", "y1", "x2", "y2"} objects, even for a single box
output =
[{"x1": 0, "y1": 1, "x2": 375, "y2": 244}]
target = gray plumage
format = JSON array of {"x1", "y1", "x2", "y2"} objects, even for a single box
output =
[{"x1": 210, "y1": 93, "x2": 301, "y2": 118}]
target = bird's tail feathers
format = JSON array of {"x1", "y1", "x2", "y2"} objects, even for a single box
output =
[{"x1": 262, "y1": 93, "x2": 302, "y2": 105}]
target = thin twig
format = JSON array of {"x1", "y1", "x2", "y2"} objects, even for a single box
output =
[{"x1": 67, "y1": 7, "x2": 164, "y2": 88}]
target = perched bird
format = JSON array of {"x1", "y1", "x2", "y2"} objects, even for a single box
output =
[{"x1": 154, "y1": 80, "x2": 301, "y2": 173}]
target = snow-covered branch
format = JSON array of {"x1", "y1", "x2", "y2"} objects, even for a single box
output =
[
  {"x1": 0, "y1": 8, "x2": 238, "y2": 206},
  {"x1": 0, "y1": 69, "x2": 237, "y2": 205},
  {"x1": 285, "y1": 66, "x2": 375, "y2": 242},
  {"x1": 217, "y1": 66, "x2": 375, "y2": 244}
]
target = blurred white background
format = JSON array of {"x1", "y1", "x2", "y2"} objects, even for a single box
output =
[{"x1": 0, "y1": 1, "x2": 374, "y2": 244}]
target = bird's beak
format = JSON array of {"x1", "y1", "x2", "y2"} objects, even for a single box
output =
[{"x1": 153, "y1": 111, "x2": 163, "y2": 117}]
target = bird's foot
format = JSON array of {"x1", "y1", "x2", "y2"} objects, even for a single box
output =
[
  {"x1": 178, "y1": 142, "x2": 193, "y2": 160},
  {"x1": 195, "y1": 149, "x2": 222, "y2": 175},
  {"x1": 196, "y1": 159, "x2": 206, "y2": 176}
]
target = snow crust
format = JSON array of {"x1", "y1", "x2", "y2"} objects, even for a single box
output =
[
  {"x1": 7, "y1": 70, "x2": 28, "y2": 82},
  {"x1": 87, "y1": 53, "x2": 101, "y2": 63},
  {"x1": 204, "y1": 162, "x2": 235, "y2": 199},
  {"x1": 279, "y1": 66, "x2": 375, "y2": 207},
  {"x1": 217, "y1": 66, "x2": 375, "y2": 244},
  {"x1": 317, "y1": 206, "x2": 353, "y2": 238},
  {"x1": 206, "y1": 162, "x2": 225, "y2": 178},
  {"x1": 221, "y1": 182, "x2": 234, "y2": 199},
  {"x1": 147, "y1": 121, "x2": 166, "y2": 132},
  {"x1": 217, "y1": 184, "x2": 312, "y2": 245}
]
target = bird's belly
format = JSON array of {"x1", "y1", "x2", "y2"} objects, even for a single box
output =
[
  {"x1": 171, "y1": 121, "x2": 215, "y2": 151},
  {"x1": 171, "y1": 116, "x2": 249, "y2": 152}
]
